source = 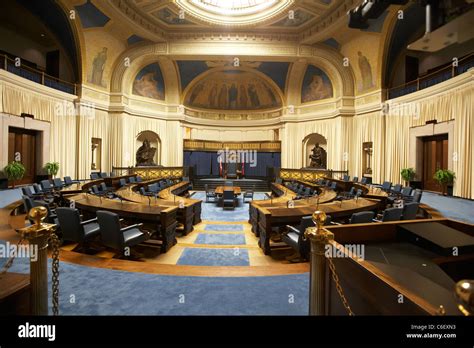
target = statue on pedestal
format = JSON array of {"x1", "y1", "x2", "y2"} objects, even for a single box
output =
[
  {"x1": 309, "y1": 143, "x2": 327, "y2": 169},
  {"x1": 136, "y1": 139, "x2": 157, "y2": 166}
]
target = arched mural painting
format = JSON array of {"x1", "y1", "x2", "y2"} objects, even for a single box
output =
[
  {"x1": 133, "y1": 63, "x2": 165, "y2": 100},
  {"x1": 301, "y1": 65, "x2": 333, "y2": 103},
  {"x1": 185, "y1": 70, "x2": 282, "y2": 110}
]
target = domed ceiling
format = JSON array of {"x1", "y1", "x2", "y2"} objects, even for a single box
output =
[{"x1": 110, "y1": 0, "x2": 344, "y2": 35}]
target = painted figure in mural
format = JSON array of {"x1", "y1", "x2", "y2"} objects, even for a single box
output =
[
  {"x1": 136, "y1": 139, "x2": 157, "y2": 167},
  {"x1": 309, "y1": 143, "x2": 327, "y2": 169},
  {"x1": 358, "y1": 51, "x2": 374, "y2": 91},
  {"x1": 89, "y1": 47, "x2": 107, "y2": 86},
  {"x1": 248, "y1": 84, "x2": 260, "y2": 107},
  {"x1": 302, "y1": 73, "x2": 332, "y2": 102},
  {"x1": 133, "y1": 71, "x2": 165, "y2": 100},
  {"x1": 208, "y1": 84, "x2": 218, "y2": 108},
  {"x1": 218, "y1": 84, "x2": 228, "y2": 109},
  {"x1": 228, "y1": 83, "x2": 238, "y2": 109},
  {"x1": 239, "y1": 84, "x2": 248, "y2": 108}
]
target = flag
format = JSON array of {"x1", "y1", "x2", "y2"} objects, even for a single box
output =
[{"x1": 219, "y1": 155, "x2": 223, "y2": 177}]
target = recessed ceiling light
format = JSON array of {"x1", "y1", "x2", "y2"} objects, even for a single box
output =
[{"x1": 41, "y1": 34, "x2": 45, "y2": 37}]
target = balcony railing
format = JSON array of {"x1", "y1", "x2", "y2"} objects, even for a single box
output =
[
  {"x1": 387, "y1": 53, "x2": 474, "y2": 100},
  {"x1": 0, "y1": 53, "x2": 77, "y2": 95}
]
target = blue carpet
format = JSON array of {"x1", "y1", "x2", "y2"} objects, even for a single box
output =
[
  {"x1": 204, "y1": 224, "x2": 243, "y2": 231},
  {"x1": 193, "y1": 191, "x2": 268, "y2": 221},
  {"x1": 421, "y1": 192, "x2": 474, "y2": 224},
  {"x1": 3, "y1": 257, "x2": 308, "y2": 315},
  {"x1": 194, "y1": 233, "x2": 246, "y2": 245},
  {"x1": 0, "y1": 188, "x2": 22, "y2": 208},
  {"x1": 177, "y1": 248, "x2": 249, "y2": 266}
]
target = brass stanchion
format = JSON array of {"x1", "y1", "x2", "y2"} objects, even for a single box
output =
[
  {"x1": 304, "y1": 211, "x2": 334, "y2": 315},
  {"x1": 17, "y1": 207, "x2": 56, "y2": 315}
]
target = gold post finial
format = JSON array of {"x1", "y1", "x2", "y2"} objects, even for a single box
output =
[
  {"x1": 312, "y1": 210, "x2": 327, "y2": 232},
  {"x1": 455, "y1": 280, "x2": 474, "y2": 316},
  {"x1": 29, "y1": 206, "x2": 48, "y2": 227}
]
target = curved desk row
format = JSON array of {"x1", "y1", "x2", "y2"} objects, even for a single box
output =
[
  {"x1": 67, "y1": 193, "x2": 178, "y2": 252},
  {"x1": 250, "y1": 183, "x2": 381, "y2": 254},
  {"x1": 115, "y1": 181, "x2": 201, "y2": 234}
]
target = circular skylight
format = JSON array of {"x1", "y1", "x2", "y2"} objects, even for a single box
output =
[{"x1": 176, "y1": 0, "x2": 294, "y2": 26}]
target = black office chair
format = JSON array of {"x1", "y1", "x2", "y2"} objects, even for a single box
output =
[
  {"x1": 32, "y1": 183, "x2": 43, "y2": 194},
  {"x1": 243, "y1": 188, "x2": 254, "y2": 203},
  {"x1": 330, "y1": 182, "x2": 337, "y2": 190},
  {"x1": 22, "y1": 196, "x2": 57, "y2": 224},
  {"x1": 402, "y1": 202, "x2": 419, "y2": 220},
  {"x1": 349, "y1": 211, "x2": 375, "y2": 224},
  {"x1": 90, "y1": 173, "x2": 100, "y2": 180},
  {"x1": 136, "y1": 176, "x2": 143, "y2": 183},
  {"x1": 391, "y1": 184, "x2": 402, "y2": 194},
  {"x1": 377, "y1": 181, "x2": 392, "y2": 192},
  {"x1": 205, "y1": 184, "x2": 217, "y2": 203},
  {"x1": 89, "y1": 185, "x2": 105, "y2": 196},
  {"x1": 353, "y1": 176, "x2": 359, "y2": 183},
  {"x1": 400, "y1": 186, "x2": 413, "y2": 197},
  {"x1": 275, "y1": 178, "x2": 283, "y2": 185},
  {"x1": 40, "y1": 180, "x2": 54, "y2": 192},
  {"x1": 52, "y1": 178, "x2": 64, "y2": 189},
  {"x1": 119, "y1": 178, "x2": 127, "y2": 187},
  {"x1": 360, "y1": 177, "x2": 368, "y2": 184},
  {"x1": 56, "y1": 207, "x2": 100, "y2": 245},
  {"x1": 129, "y1": 177, "x2": 136, "y2": 183},
  {"x1": 64, "y1": 176, "x2": 79, "y2": 186},
  {"x1": 375, "y1": 207, "x2": 403, "y2": 222},
  {"x1": 342, "y1": 175, "x2": 350, "y2": 182},
  {"x1": 99, "y1": 172, "x2": 108, "y2": 178},
  {"x1": 404, "y1": 189, "x2": 422, "y2": 203},
  {"x1": 282, "y1": 216, "x2": 314, "y2": 260},
  {"x1": 22, "y1": 186, "x2": 39, "y2": 198},
  {"x1": 222, "y1": 190, "x2": 235, "y2": 210},
  {"x1": 96, "y1": 210, "x2": 147, "y2": 256}
]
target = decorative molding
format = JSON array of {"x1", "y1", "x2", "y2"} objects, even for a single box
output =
[{"x1": 183, "y1": 139, "x2": 281, "y2": 152}]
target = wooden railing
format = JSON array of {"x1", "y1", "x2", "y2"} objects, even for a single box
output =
[
  {"x1": 0, "y1": 53, "x2": 77, "y2": 95},
  {"x1": 386, "y1": 52, "x2": 474, "y2": 100},
  {"x1": 278, "y1": 168, "x2": 348, "y2": 183},
  {"x1": 112, "y1": 166, "x2": 184, "y2": 181}
]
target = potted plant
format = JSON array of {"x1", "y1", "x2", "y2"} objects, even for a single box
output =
[
  {"x1": 3, "y1": 161, "x2": 26, "y2": 188},
  {"x1": 44, "y1": 162, "x2": 60, "y2": 178},
  {"x1": 400, "y1": 168, "x2": 416, "y2": 187},
  {"x1": 433, "y1": 169, "x2": 455, "y2": 196}
]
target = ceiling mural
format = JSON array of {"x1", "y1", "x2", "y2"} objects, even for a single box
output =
[
  {"x1": 301, "y1": 65, "x2": 333, "y2": 103},
  {"x1": 185, "y1": 70, "x2": 282, "y2": 110},
  {"x1": 177, "y1": 60, "x2": 290, "y2": 93},
  {"x1": 132, "y1": 63, "x2": 165, "y2": 100}
]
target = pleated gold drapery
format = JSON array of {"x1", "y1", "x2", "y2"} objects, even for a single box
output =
[{"x1": 0, "y1": 80, "x2": 77, "y2": 178}]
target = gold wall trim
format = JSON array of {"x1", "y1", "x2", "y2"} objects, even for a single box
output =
[{"x1": 183, "y1": 139, "x2": 281, "y2": 152}]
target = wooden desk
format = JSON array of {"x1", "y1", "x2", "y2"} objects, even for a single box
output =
[
  {"x1": 115, "y1": 181, "x2": 201, "y2": 235},
  {"x1": 68, "y1": 194, "x2": 178, "y2": 252},
  {"x1": 0, "y1": 272, "x2": 30, "y2": 315},
  {"x1": 215, "y1": 186, "x2": 241, "y2": 195},
  {"x1": 322, "y1": 219, "x2": 474, "y2": 315}
]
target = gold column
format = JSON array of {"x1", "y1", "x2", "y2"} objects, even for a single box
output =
[
  {"x1": 17, "y1": 207, "x2": 56, "y2": 315},
  {"x1": 304, "y1": 211, "x2": 334, "y2": 315}
]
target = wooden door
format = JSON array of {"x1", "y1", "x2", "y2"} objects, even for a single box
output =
[
  {"x1": 8, "y1": 127, "x2": 37, "y2": 185},
  {"x1": 422, "y1": 134, "x2": 448, "y2": 192}
]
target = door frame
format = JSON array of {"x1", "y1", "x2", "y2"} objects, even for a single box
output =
[{"x1": 408, "y1": 120, "x2": 454, "y2": 183}]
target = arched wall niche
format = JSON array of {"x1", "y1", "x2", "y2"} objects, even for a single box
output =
[
  {"x1": 303, "y1": 133, "x2": 327, "y2": 168},
  {"x1": 136, "y1": 130, "x2": 161, "y2": 166}
]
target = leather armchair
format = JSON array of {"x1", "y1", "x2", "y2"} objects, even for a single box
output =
[
  {"x1": 222, "y1": 190, "x2": 235, "y2": 210},
  {"x1": 205, "y1": 184, "x2": 217, "y2": 202},
  {"x1": 52, "y1": 178, "x2": 64, "y2": 189},
  {"x1": 64, "y1": 176, "x2": 79, "y2": 185},
  {"x1": 402, "y1": 202, "x2": 419, "y2": 220},
  {"x1": 282, "y1": 216, "x2": 314, "y2": 260},
  {"x1": 90, "y1": 173, "x2": 100, "y2": 180},
  {"x1": 349, "y1": 211, "x2": 375, "y2": 224},
  {"x1": 96, "y1": 210, "x2": 148, "y2": 255},
  {"x1": 56, "y1": 207, "x2": 100, "y2": 245},
  {"x1": 374, "y1": 207, "x2": 403, "y2": 222}
]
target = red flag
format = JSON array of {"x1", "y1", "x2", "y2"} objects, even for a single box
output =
[
  {"x1": 241, "y1": 156, "x2": 245, "y2": 176},
  {"x1": 219, "y1": 156, "x2": 223, "y2": 177}
]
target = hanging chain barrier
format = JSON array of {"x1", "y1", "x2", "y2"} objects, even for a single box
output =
[
  {"x1": 304, "y1": 210, "x2": 354, "y2": 316},
  {"x1": 49, "y1": 233, "x2": 61, "y2": 316}
]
